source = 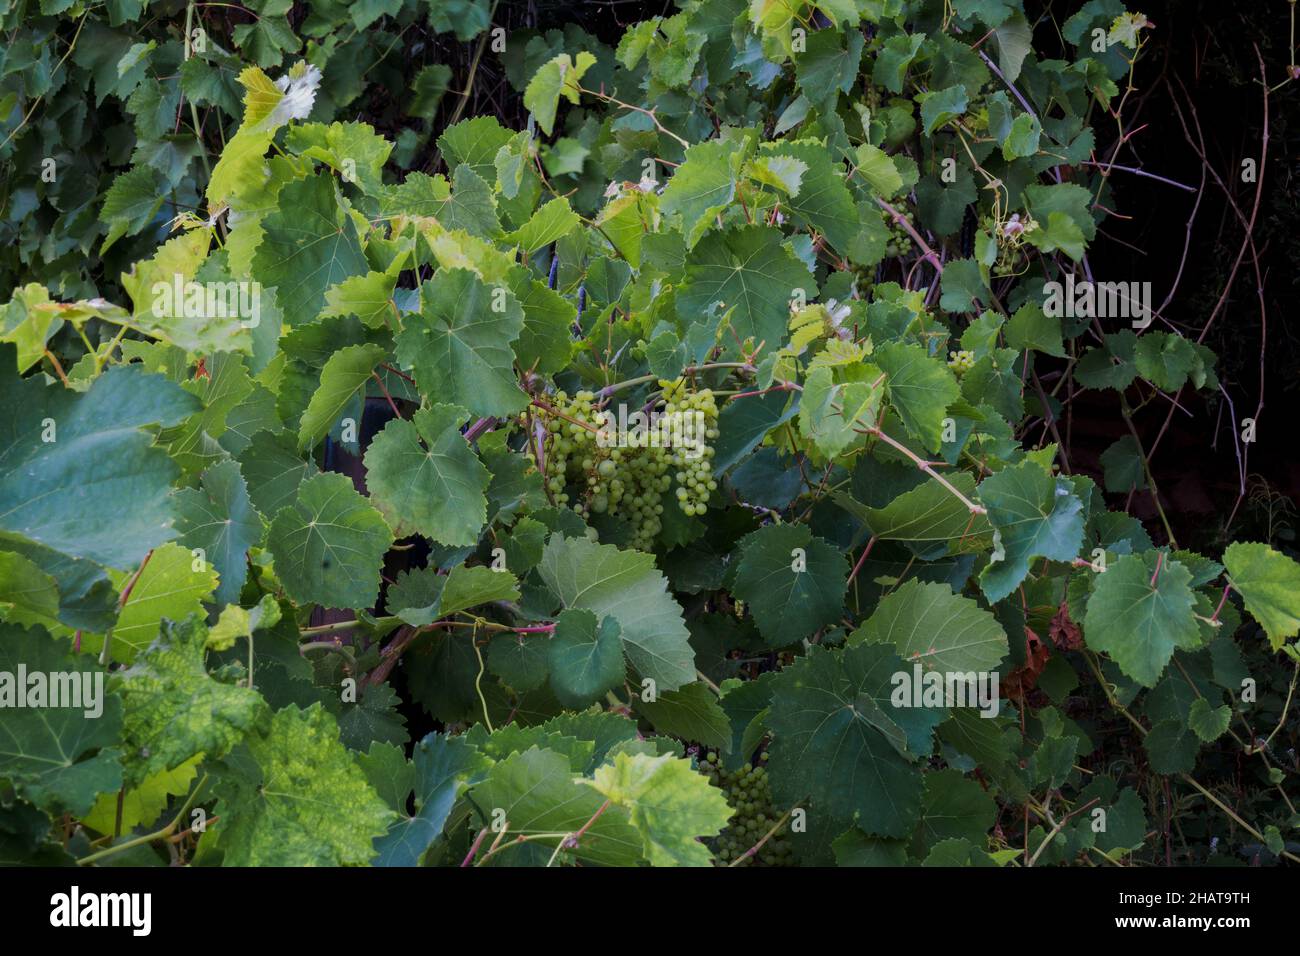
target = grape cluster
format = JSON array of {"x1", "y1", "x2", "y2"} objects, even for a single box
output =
[
  {"x1": 881, "y1": 206, "x2": 915, "y2": 257},
  {"x1": 700, "y1": 752, "x2": 793, "y2": 867},
  {"x1": 661, "y1": 378, "x2": 719, "y2": 517},
  {"x1": 947, "y1": 349, "x2": 976, "y2": 375},
  {"x1": 539, "y1": 383, "x2": 718, "y2": 550}
]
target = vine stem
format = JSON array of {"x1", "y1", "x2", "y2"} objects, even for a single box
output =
[
  {"x1": 299, "y1": 640, "x2": 356, "y2": 668},
  {"x1": 1077, "y1": 161, "x2": 1195, "y2": 192},
  {"x1": 531, "y1": 397, "x2": 600, "y2": 433},
  {"x1": 460, "y1": 827, "x2": 490, "y2": 867},
  {"x1": 565, "y1": 799, "x2": 612, "y2": 849},
  {"x1": 77, "y1": 775, "x2": 209, "y2": 866},
  {"x1": 1176, "y1": 774, "x2": 1300, "y2": 865},
  {"x1": 433, "y1": 0, "x2": 497, "y2": 165},
  {"x1": 597, "y1": 362, "x2": 756, "y2": 399},
  {"x1": 1083, "y1": 651, "x2": 1300, "y2": 864},
  {"x1": 875, "y1": 197, "x2": 943, "y2": 276},
  {"x1": 856, "y1": 425, "x2": 987, "y2": 515},
  {"x1": 1263, "y1": 660, "x2": 1300, "y2": 749},
  {"x1": 471, "y1": 625, "x2": 493, "y2": 732},
  {"x1": 371, "y1": 371, "x2": 402, "y2": 418},
  {"x1": 299, "y1": 616, "x2": 399, "y2": 636},
  {"x1": 1026, "y1": 797, "x2": 1099, "y2": 867},
  {"x1": 472, "y1": 797, "x2": 612, "y2": 867},
  {"x1": 183, "y1": 1, "x2": 212, "y2": 183},
  {"x1": 464, "y1": 416, "x2": 497, "y2": 443},
  {"x1": 695, "y1": 669, "x2": 721, "y2": 694},
  {"x1": 578, "y1": 84, "x2": 690, "y2": 148},
  {"x1": 1118, "y1": 395, "x2": 1178, "y2": 547},
  {"x1": 101, "y1": 548, "x2": 154, "y2": 664},
  {"x1": 846, "y1": 535, "x2": 879, "y2": 587}
]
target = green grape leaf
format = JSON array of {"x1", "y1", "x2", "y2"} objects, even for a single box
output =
[
  {"x1": 0, "y1": 354, "x2": 201, "y2": 569},
  {"x1": 0, "y1": 624, "x2": 123, "y2": 815},
  {"x1": 732, "y1": 523, "x2": 848, "y2": 646},
  {"x1": 99, "y1": 165, "x2": 165, "y2": 252},
  {"x1": 105, "y1": 541, "x2": 219, "y2": 662},
  {"x1": 372, "y1": 732, "x2": 489, "y2": 867},
  {"x1": 1005, "y1": 302, "x2": 1065, "y2": 358},
  {"x1": 115, "y1": 614, "x2": 268, "y2": 785},
  {"x1": 363, "y1": 404, "x2": 490, "y2": 546},
  {"x1": 1222, "y1": 542, "x2": 1300, "y2": 650},
  {"x1": 537, "y1": 535, "x2": 695, "y2": 692},
  {"x1": 977, "y1": 461, "x2": 1086, "y2": 603},
  {"x1": 285, "y1": 120, "x2": 393, "y2": 196},
  {"x1": 174, "y1": 461, "x2": 262, "y2": 607},
  {"x1": 82, "y1": 755, "x2": 201, "y2": 835},
  {"x1": 758, "y1": 141, "x2": 860, "y2": 254},
  {"x1": 677, "y1": 226, "x2": 810, "y2": 353},
  {"x1": 1093, "y1": 785, "x2": 1148, "y2": 855},
  {"x1": 1083, "y1": 552, "x2": 1199, "y2": 687},
  {"x1": 548, "y1": 608, "x2": 626, "y2": 708},
  {"x1": 439, "y1": 564, "x2": 520, "y2": 616},
  {"x1": 382, "y1": 167, "x2": 501, "y2": 238},
  {"x1": 1027, "y1": 211, "x2": 1085, "y2": 261},
  {"x1": 0, "y1": 550, "x2": 61, "y2": 629},
  {"x1": 250, "y1": 173, "x2": 368, "y2": 328},
  {"x1": 853, "y1": 143, "x2": 904, "y2": 198},
  {"x1": 236, "y1": 430, "x2": 319, "y2": 519},
  {"x1": 393, "y1": 268, "x2": 527, "y2": 417},
  {"x1": 505, "y1": 196, "x2": 581, "y2": 254},
  {"x1": 849, "y1": 579, "x2": 1009, "y2": 674},
  {"x1": 297, "y1": 343, "x2": 387, "y2": 451},
  {"x1": 1099, "y1": 435, "x2": 1146, "y2": 493},
  {"x1": 320, "y1": 270, "x2": 399, "y2": 329},
  {"x1": 915, "y1": 768, "x2": 998, "y2": 854},
  {"x1": 507, "y1": 266, "x2": 576, "y2": 376},
  {"x1": 920, "y1": 85, "x2": 969, "y2": 134},
  {"x1": 584, "y1": 752, "x2": 733, "y2": 867},
  {"x1": 211, "y1": 703, "x2": 394, "y2": 866},
  {"x1": 713, "y1": 389, "x2": 800, "y2": 473},
  {"x1": 660, "y1": 139, "x2": 745, "y2": 248},
  {"x1": 875, "y1": 341, "x2": 961, "y2": 453},
  {"x1": 266, "y1": 472, "x2": 394, "y2": 610},
  {"x1": 797, "y1": 365, "x2": 882, "y2": 458},
  {"x1": 767, "y1": 642, "x2": 927, "y2": 836},
  {"x1": 487, "y1": 631, "x2": 549, "y2": 692},
  {"x1": 468, "y1": 746, "x2": 643, "y2": 866},
  {"x1": 438, "y1": 116, "x2": 514, "y2": 181},
  {"x1": 841, "y1": 472, "x2": 992, "y2": 546},
  {"x1": 1143, "y1": 718, "x2": 1198, "y2": 775},
  {"x1": 634, "y1": 682, "x2": 731, "y2": 752},
  {"x1": 524, "y1": 52, "x2": 596, "y2": 136},
  {"x1": 1075, "y1": 331, "x2": 1138, "y2": 391},
  {"x1": 1187, "y1": 698, "x2": 1231, "y2": 743}
]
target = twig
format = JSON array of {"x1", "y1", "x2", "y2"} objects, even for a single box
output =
[{"x1": 856, "y1": 425, "x2": 987, "y2": 515}]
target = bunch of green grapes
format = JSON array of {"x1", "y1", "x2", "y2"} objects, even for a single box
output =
[
  {"x1": 947, "y1": 349, "x2": 976, "y2": 375},
  {"x1": 660, "y1": 377, "x2": 719, "y2": 517},
  {"x1": 538, "y1": 389, "x2": 672, "y2": 550},
  {"x1": 700, "y1": 752, "x2": 793, "y2": 867},
  {"x1": 881, "y1": 206, "x2": 915, "y2": 258}
]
